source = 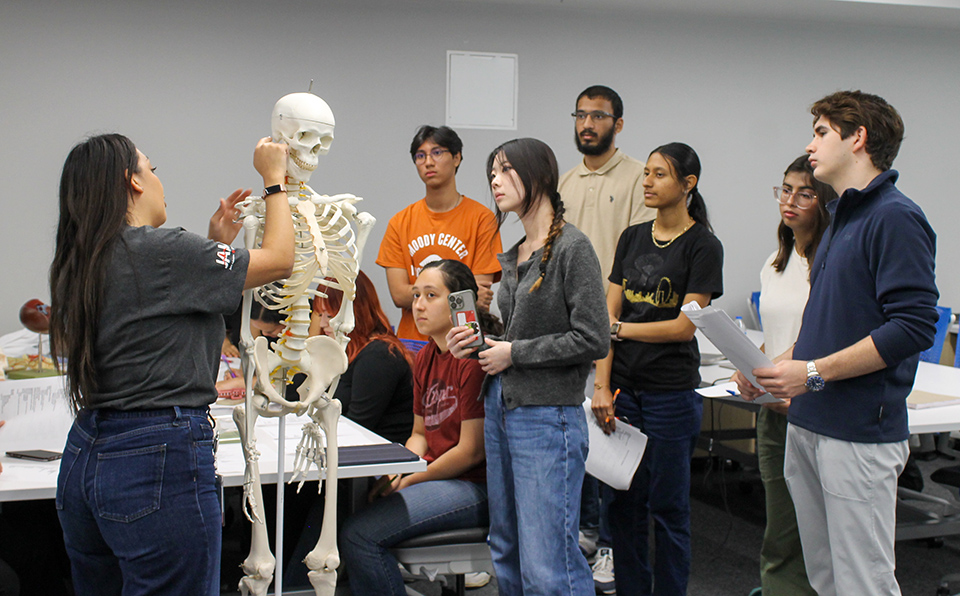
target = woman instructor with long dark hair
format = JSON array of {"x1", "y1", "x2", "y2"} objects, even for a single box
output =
[{"x1": 49, "y1": 133, "x2": 294, "y2": 595}]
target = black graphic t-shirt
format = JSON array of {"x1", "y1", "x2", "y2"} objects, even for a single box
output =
[{"x1": 608, "y1": 221, "x2": 723, "y2": 391}]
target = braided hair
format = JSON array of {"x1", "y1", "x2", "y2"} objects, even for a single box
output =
[
  {"x1": 530, "y1": 191, "x2": 565, "y2": 292},
  {"x1": 486, "y1": 138, "x2": 565, "y2": 293}
]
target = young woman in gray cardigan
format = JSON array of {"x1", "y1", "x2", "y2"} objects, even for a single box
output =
[{"x1": 448, "y1": 138, "x2": 609, "y2": 595}]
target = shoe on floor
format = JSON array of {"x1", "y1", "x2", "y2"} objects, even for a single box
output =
[
  {"x1": 464, "y1": 571, "x2": 491, "y2": 588},
  {"x1": 579, "y1": 528, "x2": 599, "y2": 559},
  {"x1": 592, "y1": 547, "x2": 615, "y2": 595},
  {"x1": 748, "y1": 588, "x2": 762, "y2": 596}
]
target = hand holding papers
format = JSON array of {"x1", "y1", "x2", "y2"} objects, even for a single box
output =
[
  {"x1": 696, "y1": 381, "x2": 784, "y2": 405},
  {"x1": 582, "y1": 400, "x2": 647, "y2": 490},
  {"x1": 681, "y1": 302, "x2": 783, "y2": 405}
]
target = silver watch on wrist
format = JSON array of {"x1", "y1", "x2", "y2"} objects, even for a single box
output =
[
  {"x1": 805, "y1": 360, "x2": 825, "y2": 392},
  {"x1": 610, "y1": 321, "x2": 622, "y2": 341}
]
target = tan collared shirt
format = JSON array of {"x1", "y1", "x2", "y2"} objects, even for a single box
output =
[{"x1": 558, "y1": 149, "x2": 655, "y2": 280}]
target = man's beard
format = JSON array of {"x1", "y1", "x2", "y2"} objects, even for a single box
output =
[{"x1": 575, "y1": 127, "x2": 615, "y2": 156}]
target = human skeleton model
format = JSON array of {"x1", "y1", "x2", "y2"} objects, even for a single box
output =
[{"x1": 233, "y1": 92, "x2": 375, "y2": 596}]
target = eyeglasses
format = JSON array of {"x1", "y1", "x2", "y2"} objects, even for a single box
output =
[
  {"x1": 773, "y1": 186, "x2": 817, "y2": 209},
  {"x1": 571, "y1": 110, "x2": 616, "y2": 123},
  {"x1": 414, "y1": 147, "x2": 451, "y2": 163}
]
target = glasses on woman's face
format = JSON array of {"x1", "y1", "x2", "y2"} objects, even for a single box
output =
[
  {"x1": 773, "y1": 186, "x2": 817, "y2": 209},
  {"x1": 414, "y1": 147, "x2": 451, "y2": 163}
]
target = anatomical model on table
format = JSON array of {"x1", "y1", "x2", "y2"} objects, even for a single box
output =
[{"x1": 233, "y1": 92, "x2": 375, "y2": 596}]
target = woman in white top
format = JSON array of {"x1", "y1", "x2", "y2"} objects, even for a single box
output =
[{"x1": 736, "y1": 155, "x2": 834, "y2": 596}]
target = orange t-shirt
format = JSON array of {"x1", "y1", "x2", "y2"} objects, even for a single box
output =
[{"x1": 377, "y1": 196, "x2": 502, "y2": 341}]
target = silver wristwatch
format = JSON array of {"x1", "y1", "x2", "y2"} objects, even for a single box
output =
[
  {"x1": 805, "y1": 360, "x2": 825, "y2": 392},
  {"x1": 610, "y1": 321, "x2": 622, "y2": 341}
]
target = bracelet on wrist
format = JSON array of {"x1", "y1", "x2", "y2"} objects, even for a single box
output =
[{"x1": 263, "y1": 184, "x2": 285, "y2": 196}]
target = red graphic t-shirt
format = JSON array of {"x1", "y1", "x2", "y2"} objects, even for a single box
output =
[{"x1": 413, "y1": 341, "x2": 486, "y2": 482}]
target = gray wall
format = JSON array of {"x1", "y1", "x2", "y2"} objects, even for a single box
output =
[{"x1": 1, "y1": 0, "x2": 958, "y2": 336}]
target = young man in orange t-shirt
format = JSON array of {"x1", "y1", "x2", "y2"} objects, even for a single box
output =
[{"x1": 377, "y1": 125, "x2": 502, "y2": 348}]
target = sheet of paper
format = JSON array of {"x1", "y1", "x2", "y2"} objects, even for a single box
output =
[
  {"x1": 682, "y1": 302, "x2": 774, "y2": 388},
  {"x1": 697, "y1": 381, "x2": 783, "y2": 405},
  {"x1": 0, "y1": 376, "x2": 74, "y2": 452},
  {"x1": 582, "y1": 400, "x2": 647, "y2": 491}
]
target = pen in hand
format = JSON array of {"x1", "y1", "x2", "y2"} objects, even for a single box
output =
[
  {"x1": 377, "y1": 474, "x2": 403, "y2": 497},
  {"x1": 221, "y1": 355, "x2": 238, "y2": 379},
  {"x1": 605, "y1": 388, "x2": 620, "y2": 426}
]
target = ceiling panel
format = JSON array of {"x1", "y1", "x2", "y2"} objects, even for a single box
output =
[{"x1": 436, "y1": 0, "x2": 960, "y2": 29}]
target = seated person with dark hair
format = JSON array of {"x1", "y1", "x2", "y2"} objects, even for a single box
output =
[{"x1": 309, "y1": 271, "x2": 414, "y2": 444}]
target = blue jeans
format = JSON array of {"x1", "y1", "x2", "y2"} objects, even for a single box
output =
[
  {"x1": 56, "y1": 406, "x2": 220, "y2": 596},
  {"x1": 484, "y1": 376, "x2": 593, "y2": 596},
  {"x1": 339, "y1": 479, "x2": 489, "y2": 596},
  {"x1": 580, "y1": 474, "x2": 614, "y2": 547},
  {"x1": 608, "y1": 387, "x2": 702, "y2": 596}
]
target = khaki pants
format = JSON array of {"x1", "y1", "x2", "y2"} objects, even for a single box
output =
[{"x1": 784, "y1": 424, "x2": 908, "y2": 596}]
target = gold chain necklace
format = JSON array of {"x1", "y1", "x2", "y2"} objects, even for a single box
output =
[{"x1": 651, "y1": 219, "x2": 695, "y2": 249}]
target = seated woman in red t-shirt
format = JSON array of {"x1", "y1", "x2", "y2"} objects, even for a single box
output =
[{"x1": 339, "y1": 260, "x2": 502, "y2": 596}]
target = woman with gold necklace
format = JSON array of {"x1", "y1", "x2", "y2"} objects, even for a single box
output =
[{"x1": 591, "y1": 142, "x2": 723, "y2": 596}]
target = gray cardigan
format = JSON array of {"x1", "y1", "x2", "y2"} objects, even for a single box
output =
[{"x1": 495, "y1": 224, "x2": 609, "y2": 409}]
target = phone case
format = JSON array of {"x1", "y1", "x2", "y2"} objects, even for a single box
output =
[{"x1": 448, "y1": 290, "x2": 484, "y2": 350}]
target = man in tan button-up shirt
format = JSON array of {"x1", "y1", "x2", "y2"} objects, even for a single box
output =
[{"x1": 559, "y1": 85, "x2": 655, "y2": 282}]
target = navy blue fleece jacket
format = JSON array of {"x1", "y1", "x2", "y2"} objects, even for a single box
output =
[{"x1": 790, "y1": 170, "x2": 939, "y2": 443}]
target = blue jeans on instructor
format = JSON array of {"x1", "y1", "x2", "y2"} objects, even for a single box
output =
[
  {"x1": 339, "y1": 479, "x2": 489, "y2": 596},
  {"x1": 608, "y1": 387, "x2": 702, "y2": 596},
  {"x1": 485, "y1": 375, "x2": 594, "y2": 595},
  {"x1": 56, "y1": 406, "x2": 221, "y2": 596}
]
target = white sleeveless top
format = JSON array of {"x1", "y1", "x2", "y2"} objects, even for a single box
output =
[{"x1": 758, "y1": 249, "x2": 810, "y2": 359}]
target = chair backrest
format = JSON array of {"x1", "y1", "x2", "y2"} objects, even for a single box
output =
[
  {"x1": 919, "y1": 305, "x2": 951, "y2": 364},
  {"x1": 955, "y1": 325, "x2": 960, "y2": 368},
  {"x1": 747, "y1": 291, "x2": 762, "y2": 331},
  {"x1": 400, "y1": 338, "x2": 428, "y2": 354}
]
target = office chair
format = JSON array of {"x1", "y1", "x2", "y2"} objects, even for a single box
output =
[
  {"x1": 934, "y1": 465, "x2": 960, "y2": 595},
  {"x1": 915, "y1": 306, "x2": 952, "y2": 459},
  {"x1": 920, "y1": 306, "x2": 952, "y2": 364},
  {"x1": 391, "y1": 527, "x2": 493, "y2": 596},
  {"x1": 746, "y1": 291, "x2": 762, "y2": 331}
]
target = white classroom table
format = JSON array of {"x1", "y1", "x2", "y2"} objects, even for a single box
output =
[
  {"x1": 695, "y1": 330, "x2": 960, "y2": 435},
  {"x1": 0, "y1": 376, "x2": 425, "y2": 502}
]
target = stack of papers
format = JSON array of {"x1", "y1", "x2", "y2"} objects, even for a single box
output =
[
  {"x1": 582, "y1": 400, "x2": 647, "y2": 490},
  {"x1": 697, "y1": 381, "x2": 784, "y2": 405},
  {"x1": 681, "y1": 302, "x2": 774, "y2": 389},
  {"x1": 907, "y1": 390, "x2": 960, "y2": 410}
]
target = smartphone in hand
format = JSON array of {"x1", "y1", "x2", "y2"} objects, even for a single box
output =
[{"x1": 448, "y1": 290, "x2": 484, "y2": 352}]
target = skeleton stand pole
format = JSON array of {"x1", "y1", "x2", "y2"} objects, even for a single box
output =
[{"x1": 275, "y1": 378, "x2": 286, "y2": 595}]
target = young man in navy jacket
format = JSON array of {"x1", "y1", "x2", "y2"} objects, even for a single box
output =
[{"x1": 736, "y1": 90, "x2": 939, "y2": 596}]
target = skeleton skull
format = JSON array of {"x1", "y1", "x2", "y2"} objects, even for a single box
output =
[{"x1": 271, "y1": 93, "x2": 335, "y2": 183}]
